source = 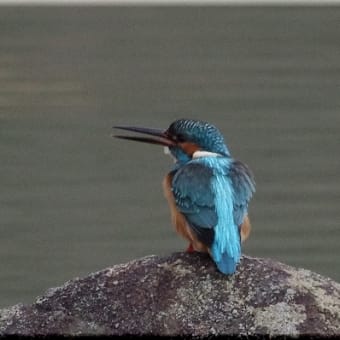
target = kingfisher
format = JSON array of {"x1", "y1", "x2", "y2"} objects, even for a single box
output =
[{"x1": 113, "y1": 119, "x2": 255, "y2": 275}]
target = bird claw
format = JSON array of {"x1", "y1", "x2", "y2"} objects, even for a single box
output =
[{"x1": 186, "y1": 244, "x2": 195, "y2": 253}]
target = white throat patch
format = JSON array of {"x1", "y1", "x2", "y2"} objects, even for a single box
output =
[
  {"x1": 164, "y1": 146, "x2": 177, "y2": 163},
  {"x1": 192, "y1": 150, "x2": 221, "y2": 159},
  {"x1": 163, "y1": 146, "x2": 171, "y2": 155},
  {"x1": 164, "y1": 147, "x2": 221, "y2": 162}
]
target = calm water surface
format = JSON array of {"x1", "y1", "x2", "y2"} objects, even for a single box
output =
[{"x1": 0, "y1": 6, "x2": 340, "y2": 308}]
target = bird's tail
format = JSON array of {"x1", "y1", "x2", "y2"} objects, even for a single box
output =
[
  {"x1": 210, "y1": 224, "x2": 241, "y2": 275},
  {"x1": 214, "y1": 252, "x2": 238, "y2": 274},
  {"x1": 209, "y1": 174, "x2": 242, "y2": 275}
]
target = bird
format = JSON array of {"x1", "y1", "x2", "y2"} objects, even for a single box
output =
[{"x1": 113, "y1": 118, "x2": 255, "y2": 275}]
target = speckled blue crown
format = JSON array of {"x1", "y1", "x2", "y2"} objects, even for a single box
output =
[{"x1": 167, "y1": 119, "x2": 230, "y2": 156}]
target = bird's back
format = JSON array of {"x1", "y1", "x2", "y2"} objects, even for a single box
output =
[{"x1": 164, "y1": 155, "x2": 255, "y2": 274}]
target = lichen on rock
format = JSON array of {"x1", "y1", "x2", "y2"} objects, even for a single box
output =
[{"x1": 0, "y1": 252, "x2": 339, "y2": 336}]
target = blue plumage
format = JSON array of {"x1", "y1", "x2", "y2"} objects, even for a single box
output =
[
  {"x1": 171, "y1": 155, "x2": 254, "y2": 274},
  {"x1": 167, "y1": 119, "x2": 255, "y2": 274},
  {"x1": 114, "y1": 118, "x2": 255, "y2": 275}
]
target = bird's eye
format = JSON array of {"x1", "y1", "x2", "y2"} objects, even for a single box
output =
[
  {"x1": 165, "y1": 129, "x2": 187, "y2": 143},
  {"x1": 175, "y1": 134, "x2": 186, "y2": 143},
  {"x1": 165, "y1": 130, "x2": 185, "y2": 143}
]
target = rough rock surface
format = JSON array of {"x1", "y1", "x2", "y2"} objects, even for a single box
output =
[{"x1": 0, "y1": 252, "x2": 339, "y2": 336}]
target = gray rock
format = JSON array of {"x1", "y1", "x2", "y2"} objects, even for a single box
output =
[{"x1": 0, "y1": 252, "x2": 339, "y2": 336}]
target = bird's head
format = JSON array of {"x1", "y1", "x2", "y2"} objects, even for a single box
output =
[{"x1": 114, "y1": 119, "x2": 230, "y2": 165}]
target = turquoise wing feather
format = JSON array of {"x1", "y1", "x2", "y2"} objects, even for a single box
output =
[
  {"x1": 229, "y1": 160, "x2": 256, "y2": 226},
  {"x1": 171, "y1": 157, "x2": 246, "y2": 274},
  {"x1": 171, "y1": 162, "x2": 217, "y2": 247}
]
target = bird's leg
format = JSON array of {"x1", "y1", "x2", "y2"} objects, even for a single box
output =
[{"x1": 186, "y1": 243, "x2": 195, "y2": 253}]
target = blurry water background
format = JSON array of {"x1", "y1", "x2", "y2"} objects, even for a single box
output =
[{"x1": 0, "y1": 6, "x2": 339, "y2": 308}]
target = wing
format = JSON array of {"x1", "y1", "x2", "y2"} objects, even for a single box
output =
[
  {"x1": 171, "y1": 162, "x2": 217, "y2": 246},
  {"x1": 229, "y1": 160, "x2": 256, "y2": 226},
  {"x1": 171, "y1": 157, "x2": 251, "y2": 274}
]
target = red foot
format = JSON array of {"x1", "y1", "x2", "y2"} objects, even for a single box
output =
[{"x1": 186, "y1": 243, "x2": 194, "y2": 253}]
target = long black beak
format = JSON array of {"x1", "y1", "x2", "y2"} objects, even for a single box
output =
[{"x1": 113, "y1": 125, "x2": 175, "y2": 147}]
